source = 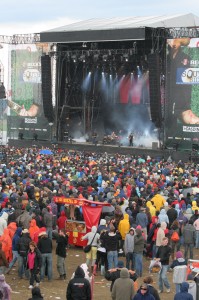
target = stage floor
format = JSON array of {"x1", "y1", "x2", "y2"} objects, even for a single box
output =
[{"x1": 7, "y1": 138, "x2": 192, "y2": 162}]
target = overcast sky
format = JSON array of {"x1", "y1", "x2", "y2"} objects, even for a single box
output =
[{"x1": 0, "y1": 0, "x2": 199, "y2": 35}]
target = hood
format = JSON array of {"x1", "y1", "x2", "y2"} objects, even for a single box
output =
[
  {"x1": 74, "y1": 266, "x2": 85, "y2": 278},
  {"x1": 151, "y1": 216, "x2": 158, "y2": 224},
  {"x1": 180, "y1": 282, "x2": 189, "y2": 292},
  {"x1": 160, "y1": 209, "x2": 166, "y2": 215},
  {"x1": 124, "y1": 213, "x2": 129, "y2": 220},
  {"x1": 135, "y1": 228, "x2": 142, "y2": 237},
  {"x1": 16, "y1": 227, "x2": 22, "y2": 236},
  {"x1": 99, "y1": 219, "x2": 106, "y2": 226},
  {"x1": 129, "y1": 227, "x2": 135, "y2": 233},
  {"x1": 32, "y1": 287, "x2": 43, "y2": 298},
  {"x1": 120, "y1": 268, "x2": 130, "y2": 278},
  {"x1": 192, "y1": 201, "x2": 197, "y2": 207},
  {"x1": 161, "y1": 222, "x2": 167, "y2": 230},
  {"x1": 61, "y1": 211, "x2": 66, "y2": 217},
  {"x1": 91, "y1": 226, "x2": 97, "y2": 233},
  {"x1": 146, "y1": 201, "x2": 152, "y2": 207},
  {"x1": 30, "y1": 219, "x2": 36, "y2": 227}
]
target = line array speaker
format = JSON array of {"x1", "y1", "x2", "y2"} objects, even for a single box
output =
[
  {"x1": 41, "y1": 55, "x2": 54, "y2": 123},
  {"x1": 148, "y1": 53, "x2": 161, "y2": 128}
]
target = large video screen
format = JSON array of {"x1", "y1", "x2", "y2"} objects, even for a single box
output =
[
  {"x1": 0, "y1": 43, "x2": 51, "y2": 141},
  {"x1": 166, "y1": 38, "x2": 199, "y2": 145}
]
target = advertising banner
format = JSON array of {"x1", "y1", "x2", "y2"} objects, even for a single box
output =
[{"x1": 166, "y1": 38, "x2": 199, "y2": 144}]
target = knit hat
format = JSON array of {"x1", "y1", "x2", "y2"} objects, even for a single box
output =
[{"x1": 176, "y1": 251, "x2": 183, "y2": 259}]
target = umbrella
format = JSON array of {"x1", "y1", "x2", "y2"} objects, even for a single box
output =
[{"x1": 39, "y1": 149, "x2": 53, "y2": 155}]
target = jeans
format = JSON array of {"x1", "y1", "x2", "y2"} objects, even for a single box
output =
[
  {"x1": 30, "y1": 269, "x2": 40, "y2": 286},
  {"x1": 196, "y1": 231, "x2": 199, "y2": 248},
  {"x1": 175, "y1": 283, "x2": 181, "y2": 294},
  {"x1": 158, "y1": 265, "x2": 170, "y2": 291},
  {"x1": 9, "y1": 250, "x2": 19, "y2": 269},
  {"x1": 57, "y1": 256, "x2": 66, "y2": 276},
  {"x1": 134, "y1": 253, "x2": 143, "y2": 277},
  {"x1": 46, "y1": 227, "x2": 52, "y2": 240},
  {"x1": 0, "y1": 267, "x2": 6, "y2": 275},
  {"x1": 184, "y1": 244, "x2": 194, "y2": 259},
  {"x1": 107, "y1": 251, "x2": 118, "y2": 270},
  {"x1": 126, "y1": 252, "x2": 134, "y2": 270},
  {"x1": 40, "y1": 253, "x2": 52, "y2": 280},
  {"x1": 18, "y1": 255, "x2": 29, "y2": 279}
]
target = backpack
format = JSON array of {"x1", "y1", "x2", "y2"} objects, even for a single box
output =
[{"x1": 171, "y1": 231, "x2": 180, "y2": 242}]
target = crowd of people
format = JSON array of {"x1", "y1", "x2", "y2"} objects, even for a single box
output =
[{"x1": 0, "y1": 146, "x2": 199, "y2": 299}]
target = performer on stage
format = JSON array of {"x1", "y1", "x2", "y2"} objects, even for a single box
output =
[{"x1": 128, "y1": 132, "x2": 133, "y2": 146}]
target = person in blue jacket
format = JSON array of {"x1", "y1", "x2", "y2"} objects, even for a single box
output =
[{"x1": 174, "y1": 282, "x2": 193, "y2": 300}]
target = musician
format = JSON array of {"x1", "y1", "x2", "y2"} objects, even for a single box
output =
[{"x1": 128, "y1": 132, "x2": 133, "y2": 146}]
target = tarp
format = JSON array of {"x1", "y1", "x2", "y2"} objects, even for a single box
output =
[{"x1": 82, "y1": 206, "x2": 102, "y2": 230}]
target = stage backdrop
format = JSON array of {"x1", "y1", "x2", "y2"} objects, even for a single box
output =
[{"x1": 166, "y1": 38, "x2": 199, "y2": 147}]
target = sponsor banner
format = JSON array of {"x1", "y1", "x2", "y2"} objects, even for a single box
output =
[{"x1": 176, "y1": 68, "x2": 199, "y2": 84}]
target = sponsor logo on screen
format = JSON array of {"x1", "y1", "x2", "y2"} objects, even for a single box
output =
[
  {"x1": 183, "y1": 126, "x2": 199, "y2": 132},
  {"x1": 24, "y1": 117, "x2": 37, "y2": 124},
  {"x1": 176, "y1": 68, "x2": 199, "y2": 84},
  {"x1": 23, "y1": 69, "x2": 41, "y2": 83}
]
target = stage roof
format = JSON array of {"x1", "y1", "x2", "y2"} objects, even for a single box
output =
[{"x1": 40, "y1": 13, "x2": 199, "y2": 43}]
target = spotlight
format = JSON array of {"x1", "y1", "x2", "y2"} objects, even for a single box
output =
[
  {"x1": 103, "y1": 55, "x2": 108, "y2": 62},
  {"x1": 80, "y1": 55, "x2": 86, "y2": 62},
  {"x1": 82, "y1": 42, "x2": 87, "y2": 48},
  {"x1": 72, "y1": 55, "x2": 77, "y2": 63}
]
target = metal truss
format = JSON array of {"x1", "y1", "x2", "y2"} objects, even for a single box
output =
[{"x1": 0, "y1": 33, "x2": 40, "y2": 44}]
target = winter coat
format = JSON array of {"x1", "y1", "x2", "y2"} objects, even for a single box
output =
[
  {"x1": 167, "y1": 208, "x2": 178, "y2": 226},
  {"x1": 156, "y1": 222, "x2": 166, "y2": 247},
  {"x1": 124, "y1": 229, "x2": 135, "y2": 254},
  {"x1": 82, "y1": 226, "x2": 100, "y2": 246},
  {"x1": 156, "y1": 245, "x2": 171, "y2": 265},
  {"x1": 136, "y1": 212, "x2": 148, "y2": 229},
  {"x1": 111, "y1": 268, "x2": 135, "y2": 300},
  {"x1": 134, "y1": 229, "x2": 145, "y2": 254},
  {"x1": 29, "y1": 219, "x2": 39, "y2": 240},
  {"x1": 170, "y1": 258, "x2": 187, "y2": 284},
  {"x1": 66, "y1": 266, "x2": 91, "y2": 300},
  {"x1": 27, "y1": 248, "x2": 42, "y2": 272},
  {"x1": 183, "y1": 224, "x2": 196, "y2": 244},
  {"x1": 0, "y1": 213, "x2": 8, "y2": 236},
  {"x1": 16, "y1": 211, "x2": 32, "y2": 229},
  {"x1": 158, "y1": 209, "x2": 169, "y2": 224},
  {"x1": 118, "y1": 214, "x2": 130, "y2": 240},
  {"x1": 42, "y1": 209, "x2": 53, "y2": 228},
  {"x1": 56, "y1": 235, "x2": 68, "y2": 258},
  {"x1": 174, "y1": 282, "x2": 193, "y2": 300},
  {"x1": 57, "y1": 211, "x2": 67, "y2": 230},
  {"x1": 17, "y1": 233, "x2": 32, "y2": 257},
  {"x1": 37, "y1": 235, "x2": 52, "y2": 254},
  {"x1": 12, "y1": 227, "x2": 22, "y2": 251},
  {"x1": 147, "y1": 285, "x2": 160, "y2": 300},
  {"x1": 151, "y1": 194, "x2": 165, "y2": 212},
  {"x1": 133, "y1": 288, "x2": 155, "y2": 300},
  {"x1": 105, "y1": 268, "x2": 137, "y2": 291}
]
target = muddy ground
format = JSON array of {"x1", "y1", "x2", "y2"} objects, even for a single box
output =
[{"x1": 6, "y1": 241, "x2": 199, "y2": 300}]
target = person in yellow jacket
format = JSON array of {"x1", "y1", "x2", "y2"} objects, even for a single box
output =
[
  {"x1": 151, "y1": 193, "x2": 165, "y2": 212},
  {"x1": 118, "y1": 214, "x2": 130, "y2": 252},
  {"x1": 192, "y1": 200, "x2": 199, "y2": 211},
  {"x1": 146, "y1": 200, "x2": 156, "y2": 217}
]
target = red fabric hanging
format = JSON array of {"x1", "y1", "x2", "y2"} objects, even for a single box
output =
[{"x1": 82, "y1": 206, "x2": 102, "y2": 230}]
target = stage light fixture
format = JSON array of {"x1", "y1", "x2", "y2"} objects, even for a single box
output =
[
  {"x1": 82, "y1": 42, "x2": 87, "y2": 48},
  {"x1": 72, "y1": 55, "x2": 77, "y2": 63},
  {"x1": 103, "y1": 55, "x2": 108, "y2": 62}
]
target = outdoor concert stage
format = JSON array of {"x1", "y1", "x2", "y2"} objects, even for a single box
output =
[{"x1": 8, "y1": 138, "x2": 191, "y2": 162}]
